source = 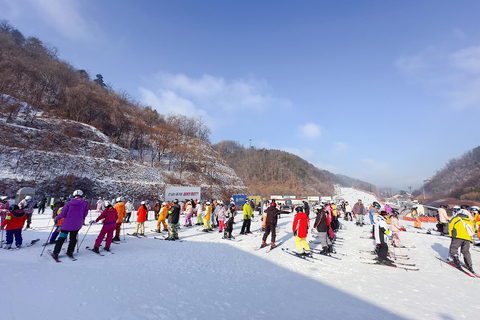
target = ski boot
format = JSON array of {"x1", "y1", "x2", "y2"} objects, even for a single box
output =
[
  {"x1": 270, "y1": 242, "x2": 276, "y2": 250},
  {"x1": 112, "y1": 237, "x2": 120, "y2": 242},
  {"x1": 104, "y1": 247, "x2": 110, "y2": 252},
  {"x1": 449, "y1": 255, "x2": 461, "y2": 268},
  {"x1": 465, "y1": 264, "x2": 474, "y2": 273},
  {"x1": 4, "y1": 243, "x2": 12, "y2": 250},
  {"x1": 132, "y1": 233, "x2": 138, "y2": 236},
  {"x1": 319, "y1": 246, "x2": 329, "y2": 255},
  {"x1": 379, "y1": 258, "x2": 395, "y2": 267},
  {"x1": 303, "y1": 251, "x2": 312, "y2": 258},
  {"x1": 260, "y1": 241, "x2": 267, "y2": 248},
  {"x1": 92, "y1": 246, "x2": 100, "y2": 253},
  {"x1": 328, "y1": 245, "x2": 336, "y2": 254},
  {"x1": 296, "y1": 251, "x2": 305, "y2": 258}
]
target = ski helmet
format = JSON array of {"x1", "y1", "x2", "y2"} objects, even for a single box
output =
[
  {"x1": 295, "y1": 206, "x2": 304, "y2": 213},
  {"x1": 25, "y1": 196, "x2": 32, "y2": 201},
  {"x1": 391, "y1": 210, "x2": 399, "y2": 216},
  {"x1": 471, "y1": 206, "x2": 479, "y2": 212},
  {"x1": 72, "y1": 190, "x2": 83, "y2": 197},
  {"x1": 104, "y1": 200, "x2": 111, "y2": 207},
  {"x1": 162, "y1": 202, "x2": 166, "y2": 206},
  {"x1": 141, "y1": 201, "x2": 145, "y2": 205},
  {"x1": 372, "y1": 201, "x2": 380, "y2": 209},
  {"x1": 116, "y1": 197, "x2": 123, "y2": 202},
  {"x1": 173, "y1": 199, "x2": 179, "y2": 204},
  {"x1": 453, "y1": 205, "x2": 460, "y2": 211}
]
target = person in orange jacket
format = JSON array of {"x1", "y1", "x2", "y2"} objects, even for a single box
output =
[
  {"x1": 113, "y1": 197, "x2": 126, "y2": 241},
  {"x1": 203, "y1": 201, "x2": 212, "y2": 231},
  {"x1": 292, "y1": 206, "x2": 311, "y2": 257},
  {"x1": 132, "y1": 201, "x2": 148, "y2": 236},
  {"x1": 156, "y1": 202, "x2": 168, "y2": 232},
  {"x1": 1, "y1": 205, "x2": 27, "y2": 249}
]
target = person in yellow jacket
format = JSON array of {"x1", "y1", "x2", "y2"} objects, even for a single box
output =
[
  {"x1": 240, "y1": 199, "x2": 253, "y2": 234},
  {"x1": 202, "y1": 201, "x2": 212, "y2": 231},
  {"x1": 113, "y1": 197, "x2": 126, "y2": 242},
  {"x1": 448, "y1": 209, "x2": 476, "y2": 272},
  {"x1": 471, "y1": 206, "x2": 480, "y2": 240},
  {"x1": 156, "y1": 202, "x2": 168, "y2": 232}
]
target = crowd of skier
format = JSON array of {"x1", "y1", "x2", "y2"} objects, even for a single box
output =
[{"x1": 1, "y1": 191, "x2": 479, "y2": 274}]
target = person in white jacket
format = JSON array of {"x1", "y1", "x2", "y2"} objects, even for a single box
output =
[
  {"x1": 374, "y1": 211, "x2": 393, "y2": 265},
  {"x1": 438, "y1": 205, "x2": 449, "y2": 235}
]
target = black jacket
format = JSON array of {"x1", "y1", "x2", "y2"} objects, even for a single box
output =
[{"x1": 167, "y1": 204, "x2": 181, "y2": 224}]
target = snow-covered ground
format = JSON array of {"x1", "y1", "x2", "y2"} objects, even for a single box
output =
[{"x1": 1, "y1": 206, "x2": 479, "y2": 320}]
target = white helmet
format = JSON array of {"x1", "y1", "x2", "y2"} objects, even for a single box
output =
[
  {"x1": 73, "y1": 190, "x2": 83, "y2": 197},
  {"x1": 25, "y1": 196, "x2": 32, "y2": 201},
  {"x1": 206, "y1": 201, "x2": 210, "y2": 205},
  {"x1": 471, "y1": 206, "x2": 479, "y2": 212},
  {"x1": 104, "y1": 200, "x2": 111, "y2": 207},
  {"x1": 116, "y1": 197, "x2": 123, "y2": 202},
  {"x1": 140, "y1": 201, "x2": 145, "y2": 205},
  {"x1": 162, "y1": 202, "x2": 166, "y2": 206},
  {"x1": 453, "y1": 205, "x2": 460, "y2": 211}
]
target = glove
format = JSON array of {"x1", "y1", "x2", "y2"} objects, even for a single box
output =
[
  {"x1": 294, "y1": 230, "x2": 297, "y2": 236},
  {"x1": 89, "y1": 220, "x2": 96, "y2": 225}
]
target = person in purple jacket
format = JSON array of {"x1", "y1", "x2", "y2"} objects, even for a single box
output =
[{"x1": 52, "y1": 190, "x2": 89, "y2": 260}]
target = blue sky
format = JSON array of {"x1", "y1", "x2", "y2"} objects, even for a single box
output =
[{"x1": 2, "y1": 0, "x2": 480, "y2": 190}]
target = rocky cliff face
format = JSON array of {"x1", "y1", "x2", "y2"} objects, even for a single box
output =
[{"x1": 0, "y1": 95, "x2": 246, "y2": 199}]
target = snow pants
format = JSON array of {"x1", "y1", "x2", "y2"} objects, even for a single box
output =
[
  {"x1": 203, "y1": 218, "x2": 211, "y2": 230},
  {"x1": 225, "y1": 218, "x2": 234, "y2": 238},
  {"x1": 392, "y1": 231, "x2": 400, "y2": 247},
  {"x1": 168, "y1": 224, "x2": 179, "y2": 239},
  {"x1": 184, "y1": 213, "x2": 193, "y2": 226},
  {"x1": 125, "y1": 212, "x2": 132, "y2": 223},
  {"x1": 26, "y1": 213, "x2": 33, "y2": 228},
  {"x1": 53, "y1": 230, "x2": 79, "y2": 256},
  {"x1": 295, "y1": 236, "x2": 310, "y2": 253},
  {"x1": 5, "y1": 229, "x2": 22, "y2": 246},
  {"x1": 95, "y1": 222, "x2": 116, "y2": 248},
  {"x1": 196, "y1": 213, "x2": 203, "y2": 225},
  {"x1": 262, "y1": 223, "x2": 277, "y2": 244},
  {"x1": 356, "y1": 214, "x2": 364, "y2": 226},
  {"x1": 218, "y1": 220, "x2": 225, "y2": 232},
  {"x1": 134, "y1": 222, "x2": 145, "y2": 234},
  {"x1": 449, "y1": 238, "x2": 472, "y2": 267},
  {"x1": 378, "y1": 243, "x2": 388, "y2": 261},
  {"x1": 157, "y1": 218, "x2": 167, "y2": 231},
  {"x1": 318, "y1": 231, "x2": 332, "y2": 247},
  {"x1": 49, "y1": 226, "x2": 61, "y2": 243},
  {"x1": 240, "y1": 218, "x2": 251, "y2": 234}
]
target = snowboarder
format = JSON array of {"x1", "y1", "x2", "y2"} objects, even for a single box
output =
[
  {"x1": 90, "y1": 201, "x2": 118, "y2": 253},
  {"x1": 1, "y1": 205, "x2": 27, "y2": 249},
  {"x1": 51, "y1": 190, "x2": 89, "y2": 260},
  {"x1": 260, "y1": 202, "x2": 289, "y2": 249},
  {"x1": 292, "y1": 206, "x2": 311, "y2": 257},
  {"x1": 448, "y1": 209, "x2": 475, "y2": 272},
  {"x1": 113, "y1": 197, "x2": 126, "y2": 242},
  {"x1": 132, "y1": 201, "x2": 148, "y2": 236}
]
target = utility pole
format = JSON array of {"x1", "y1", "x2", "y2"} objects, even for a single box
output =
[{"x1": 249, "y1": 139, "x2": 252, "y2": 148}]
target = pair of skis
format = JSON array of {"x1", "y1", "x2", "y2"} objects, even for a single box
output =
[
  {"x1": 435, "y1": 256, "x2": 479, "y2": 278},
  {"x1": 153, "y1": 236, "x2": 185, "y2": 242},
  {"x1": 4, "y1": 239, "x2": 40, "y2": 251},
  {"x1": 254, "y1": 241, "x2": 282, "y2": 253}
]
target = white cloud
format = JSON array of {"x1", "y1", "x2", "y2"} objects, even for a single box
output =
[
  {"x1": 297, "y1": 123, "x2": 321, "y2": 139},
  {"x1": 148, "y1": 73, "x2": 291, "y2": 113},
  {"x1": 333, "y1": 142, "x2": 348, "y2": 153},
  {"x1": 282, "y1": 147, "x2": 314, "y2": 159},
  {"x1": 28, "y1": 0, "x2": 93, "y2": 40},
  {"x1": 450, "y1": 45, "x2": 480, "y2": 74},
  {"x1": 315, "y1": 161, "x2": 338, "y2": 173}
]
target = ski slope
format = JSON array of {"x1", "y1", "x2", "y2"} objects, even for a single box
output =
[{"x1": 1, "y1": 206, "x2": 479, "y2": 320}]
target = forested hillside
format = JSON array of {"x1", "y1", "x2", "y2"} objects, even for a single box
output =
[
  {"x1": 421, "y1": 146, "x2": 480, "y2": 201},
  {"x1": 0, "y1": 21, "x2": 246, "y2": 199}
]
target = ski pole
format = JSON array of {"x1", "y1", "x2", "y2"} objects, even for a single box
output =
[
  {"x1": 1, "y1": 228, "x2": 4, "y2": 249},
  {"x1": 77, "y1": 222, "x2": 93, "y2": 253},
  {"x1": 402, "y1": 231, "x2": 410, "y2": 250},
  {"x1": 40, "y1": 223, "x2": 57, "y2": 257},
  {"x1": 122, "y1": 221, "x2": 126, "y2": 242}
]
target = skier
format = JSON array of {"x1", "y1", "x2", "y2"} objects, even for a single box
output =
[
  {"x1": 471, "y1": 206, "x2": 480, "y2": 241},
  {"x1": 184, "y1": 201, "x2": 193, "y2": 227},
  {"x1": 52, "y1": 197, "x2": 65, "y2": 220},
  {"x1": 132, "y1": 201, "x2": 148, "y2": 236},
  {"x1": 260, "y1": 202, "x2": 289, "y2": 249},
  {"x1": 374, "y1": 210, "x2": 393, "y2": 266},
  {"x1": 353, "y1": 199, "x2": 365, "y2": 226},
  {"x1": 411, "y1": 206, "x2": 421, "y2": 229},
  {"x1": 1, "y1": 205, "x2": 27, "y2": 249},
  {"x1": 448, "y1": 209, "x2": 475, "y2": 272},
  {"x1": 313, "y1": 206, "x2": 332, "y2": 254},
  {"x1": 292, "y1": 206, "x2": 311, "y2": 257},
  {"x1": 96, "y1": 197, "x2": 104, "y2": 214},
  {"x1": 166, "y1": 199, "x2": 180, "y2": 240},
  {"x1": 389, "y1": 210, "x2": 402, "y2": 247},
  {"x1": 18, "y1": 196, "x2": 36, "y2": 229},
  {"x1": 239, "y1": 199, "x2": 253, "y2": 235},
  {"x1": 223, "y1": 202, "x2": 236, "y2": 239},
  {"x1": 216, "y1": 202, "x2": 226, "y2": 233},
  {"x1": 51, "y1": 190, "x2": 89, "y2": 260},
  {"x1": 0, "y1": 196, "x2": 10, "y2": 225},
  {"x1": 125, "y1": 199, "x2": 134, "y2": 223},
  {"x1": 90, "y1": 200, "x2": 118, "y2": 253},
  {"x1": 113, "y1": 197, "x2": 126, "y2": 242},
  {"x1": 344, "y1": 201, "x2": 352, "y2": 221},
  {"x1": 368, "y1": 201, "x2": 381, "y2": 226},
  {"x1": 196, "y1": 201, "x2": 204, "y2": 225},
  {"x1": 48, "y1": 206, "x2": 65, "y2": 244},
  {"x1": 154, "y1": 200, "x2": 161, "y2": 220},
  {"x1": 303, "y1": 201, "x2": 310, "y2": 218},
  {"x1": 156, "y1": 202, "x2": 168, "y2": 232},
  {"x1": 437, "y1": 205, "x2": 449, "y2": 235},
  {"x1": 203, "y1": 201, "x2": 212, "y2": 232},
  {"x1": 38, "y1": 196, "x2": 47, "y2": 214}
]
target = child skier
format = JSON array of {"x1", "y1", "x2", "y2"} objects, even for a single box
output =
[
  {"x1": 389, "y1": 210, "x2": 402, "y2": 247},
  {"x1": 132, "y1": 201, "x2": 148, "y2": 236},
  {"x1": 90, "y1": 201, "x2": 118, "y2": 252},
  {"x1": 216, "y1": 202, "x2": 226, "y2": 233},
  {"x1": 156, "y1": 202, "x2": 168, "y2": 232},
  {"x1": 1, "y1": 205, "x2": 27, "y2": 249},
  {"x1": 224, "y1": 202, "x2": 236, "y2": 239},
  {"x1": 47, "y1": 206, "x2": 65, "y2": 245},
  {"x1": 184, "y1": 201, "x2": 193, "y2": 227},
  {"x1": 196, "y1": 201, "x2": 204, "y2": 225},
  {"x1": 292, "y1": 206, "x2": 311, "y2": 257}
]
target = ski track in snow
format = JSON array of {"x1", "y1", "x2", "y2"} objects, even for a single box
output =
[{"x1": 1, "y1": 197, "x2": 480, "y2": 319}]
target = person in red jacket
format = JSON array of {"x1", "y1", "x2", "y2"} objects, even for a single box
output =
[
  {"x1": 292, "y1": 206, "x2": 311, "y2": 257},
  {"x1": 1, "y1": 205, "x2": 27, "y2": 249},
  {"x1": 90, "y1": 201, "x2": 118, "y2": 253},
  {"x1": 132, "y1": 201, "x2": 148, "y2": 236}
]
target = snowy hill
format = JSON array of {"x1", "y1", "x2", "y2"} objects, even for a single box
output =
[
  {"x1": 0, "y1": 95, "x2": 246, "y2": 199},
  {"x1": 2, "y1": 205, "x2": 479, "y2": 320}
]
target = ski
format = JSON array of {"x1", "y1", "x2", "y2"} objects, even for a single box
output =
[
  {"x1": 359, "y1": 257, "x2": 415, "y2": 266},
  {"x1": 151, "y1": 229, "x2": 163, "y2": 233},
  {"x1": 254, "y1": 245, "x2": 268, "y2": 251},
  {"x1": 266, "y1": 241, "x2": 283, "y2": 253},
  {"x1": 25, "y1": 239, "x2": 40, "y2": 247},
  {"x1": 281, "y1": 248, "x2": 315, "y2": 262},
  {"x1": 222, "y1": 237, "x2": 242, "y2": 242},
  {"x1": 103, "y1": 249, "x2": 114, "y2": 254},
  {"x1": 85, "y1": 246, "x2": 105, "y2": 256},
  {"x1": 153, "y1": 236, "x2": 185, "y2": 242},
  {"x1": 311, "y1": 250, "x2": 342, "y2": 260},
  {"x1": 127, "y1": 233, "x2": 141, "y2": 238},
  {"x1": 361, "y1": 260, "x2": 419, "y2": 271},
  {"x1": 435, "y1": 256, "x2": 479, "y2": 278},
  {"x1": 47, "y1": 250, "x2": 61, "y2": 263},
  {"x1": 311, "y1": 248, "x2": 346, "y2": 256}
]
